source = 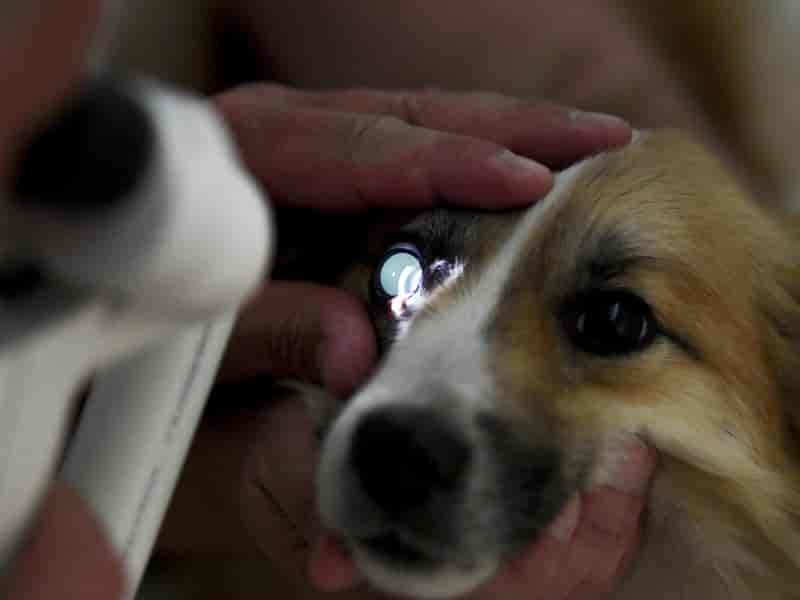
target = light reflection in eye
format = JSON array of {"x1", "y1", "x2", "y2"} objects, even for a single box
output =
[
  {"x1": 396, "y1": 264, "x2": 423, "y2": 297},
  {"x1": 378, "y1": 251, "x2": 423, "y2": 298},
  {"x1": 374, "y1": 241, "x2": 466, "y2": 334}
]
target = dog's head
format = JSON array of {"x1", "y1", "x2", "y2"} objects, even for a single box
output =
[{"x1": 316, "y1": 130, "x2": 800, "y2": 598}]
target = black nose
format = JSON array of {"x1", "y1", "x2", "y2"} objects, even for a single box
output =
[{"x1": 350, "y1": 407, "x2": 472, "y2": 515}]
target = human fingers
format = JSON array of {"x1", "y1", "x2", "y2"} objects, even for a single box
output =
[
  {"x1": 239, "y1": 85, "x2": 632, "y2": 169},
  {"x1": 236, "y1": 390, "x2": 387, "y2": 600},
  {"x1": 219, "y1": 282, "x2": 376, "y2": 398},
  {"x1": 306, "y1": 444, "x2": 657, "y2": 599},
  {"x1": 216, "y1": 84, "x2": 558, "y2": 212},
  {"x1": 473, "y1": 442, "x2": 657, "y2": 600},
  {"x1": 558, "y1": 442, "x2": 658, "y2": 600},
  {"x1": 4, "y1": 483, "x2": 125, "y2": 600},
  {"x1": 239, "y1": 395, "x2": 318, "y2": 584}
]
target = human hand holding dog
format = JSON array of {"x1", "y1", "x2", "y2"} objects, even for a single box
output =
[
  {"x1": 240, "y1": 398, "x2": 657, "y2": 600},
  {"x1": 473, "y1": 442, "x2": 657, "y2": 600}
]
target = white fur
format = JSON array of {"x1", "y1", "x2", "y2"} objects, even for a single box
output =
[{"x1": 317, "y1": 157, "x2": 598, "y2": 598}]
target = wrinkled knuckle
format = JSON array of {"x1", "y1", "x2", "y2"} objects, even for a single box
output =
[
  {"x1": 266, "y1": 314, "x2": 313, "y2": 378},
  {"x1": 347, "y1": 114, "x2": 408, "y2": 156},
  {"x1": 351, "y1": 114, "x2": 406, "y2": 140},
  {"x1": 396, "y1": 92, "x2": 426, "y2": 126},
  {"x1": 214, "y1": 83, "x2": 291, "y2": 114}
]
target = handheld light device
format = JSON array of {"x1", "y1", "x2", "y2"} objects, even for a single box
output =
[{"x1": 0, "y1": 11, "x2": 273, "y2": 597}]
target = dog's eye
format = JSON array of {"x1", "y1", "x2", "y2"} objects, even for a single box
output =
[
  {"x1": 374, "y1": 244, "x2": 423, "y2": 299},
  {"x1": 562, "y1": 290, "x2": 658, "y2": 356}
]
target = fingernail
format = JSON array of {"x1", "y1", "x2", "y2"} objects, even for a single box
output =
[
  {"x1": 568, "y1": 110, "x2": 628, "y2": 128},
  {"x1": 488, "y1": 150, "x2": 550, "y2": 180},
  {"x1": 547, "y1": 494, "x2": 581, "y2": 542},
  {"x1": 609, "y1": 439, "x2": 656, "y2": 496}
]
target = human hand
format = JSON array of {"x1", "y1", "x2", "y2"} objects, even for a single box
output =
[
  {"x1": 239, "y1": 397, "x2": 657, "y2": 600},
  {"x1": 3, "y1": 484, "x2": 125, "y2": 600},
  {"x1": 0, "y1": 2, "x2": 126, "y2": 599},
  {"x1": 215, "y1": 84, "x2": 632, "y2": 396}
]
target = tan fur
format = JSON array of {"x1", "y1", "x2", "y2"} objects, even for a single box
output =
[
  {"x1": 359, "y1": 130, "x2": 800, "y2": 597},
  {"x1": 493, "y1": 131, "x2": 800, "y2": 598}
]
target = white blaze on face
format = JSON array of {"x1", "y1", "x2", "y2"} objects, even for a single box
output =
[{"x1": 317, "y1": 154, "x2": 607, "y2": 599}]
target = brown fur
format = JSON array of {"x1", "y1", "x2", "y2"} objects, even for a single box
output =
[
  {"x1": 506, "y1": 131, "x2": 800, "y2": 598},
  {"x1": 356, "y1": 130, "x2": 800, "y2": 597}
]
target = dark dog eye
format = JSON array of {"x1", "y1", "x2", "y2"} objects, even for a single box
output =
[
  {"x1": 561, "y1": 290, "x2": 658, "y2": 356},
  {"x1": 374, "y1": 243, "x2": 423, "y2": 299}
]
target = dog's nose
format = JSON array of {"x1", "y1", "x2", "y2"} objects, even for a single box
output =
[{"x1": 350, "y1": 407, "x2": 472, "y2": 514}]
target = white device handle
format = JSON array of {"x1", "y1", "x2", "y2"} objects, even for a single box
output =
[
  {"x1": 0, "y1": 1, "x2": 273, "y2": 589},
  {"x1": 0, "y1": 78, "x2": 272, "y2": 595},
  {"x1": 61, "y1": 315, "x2": 235, "y2": 598},
  {"x1": 0, "y1": 306, "x2": 104, "y2": 570}
]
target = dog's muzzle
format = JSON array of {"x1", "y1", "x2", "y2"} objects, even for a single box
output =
[{"x1": 317, "y1": 389, "x2": 573, "y2": 598}]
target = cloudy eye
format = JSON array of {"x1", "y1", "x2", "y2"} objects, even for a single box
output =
[
  {"x1": 375, "y1": 244, "x2": 423, "y2": 299},
  {"x1": 562, "y1": 290, "x2": 658, "y2": 356}
]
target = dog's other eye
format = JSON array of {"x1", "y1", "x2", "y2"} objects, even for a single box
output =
[
  {"x1": 375, "y1": 244, "x2": 423, "y2": 299},
  {"x1": 562, "y1": 290, "x2": 658, "y2": 356}
]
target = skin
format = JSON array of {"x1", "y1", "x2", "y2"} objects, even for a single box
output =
[
  {"x1": 213, "y1": 85, "x2": 634, "y2": 397},
  {"x1": 233, "y1": 395, "x2": 657, "y2": 599},
  {"x1": 1, "y1": 1, "x2": 657, "y2": 599}
]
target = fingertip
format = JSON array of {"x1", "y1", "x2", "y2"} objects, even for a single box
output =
[
  {"x1": 308, "y1": 534, "x2": 361, "y2": 592},
  {"x1": 546, "y1": 494, "x2": 582, "y2": 542},
  {"x1": 220, "y1": 282, "x2": 377, "y2": 394},
  {"x1": 318, "y1": 293, "x2": 377, "y2": 398},
  {"x1": 485, "y1": 150, "x2": 554, "y2": 205},
  {"x1": 509, "y1": 106, "x2": 633, "y2": 169},
  {"x1": 567, "y1": 110, "x2": 633, "y2": 147},
  {"x1": 608, "y1": 439, "x2": 658, "y2": 496},
  {"x1": 427, "y1": 138, "x2": 554, "y2": 210},
  {"x1": 557, "y1": 109, "x2": 633, "y2": 164},
  {"x1": 7, "y1": 484, "x2": 126, "y2": 600}
]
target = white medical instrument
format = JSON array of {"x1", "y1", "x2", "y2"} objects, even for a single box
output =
[{"x1": 0, "y1": 4, "x2": 273, "y2": 597}]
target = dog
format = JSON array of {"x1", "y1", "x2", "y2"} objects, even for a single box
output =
[{"x1": 310, "y1": 129, "x2": 800, "y2": 600}]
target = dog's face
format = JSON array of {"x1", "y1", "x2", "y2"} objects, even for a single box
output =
[{"x1": 317, "y1": 130, "x2": 800, "y2": 598}]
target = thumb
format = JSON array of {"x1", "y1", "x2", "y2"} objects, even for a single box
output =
[
  {"x1": 220, "y1": 282, "x2": 377, "y2": 397},
  {"x1": 5, "y1": 483, "x2": 126, "y2": 600}
]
